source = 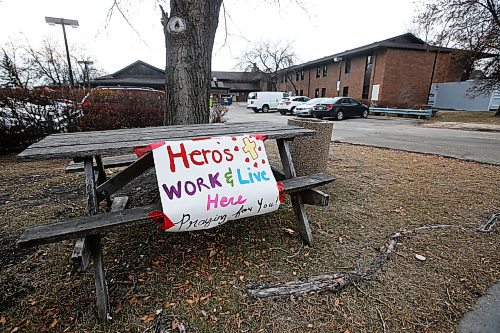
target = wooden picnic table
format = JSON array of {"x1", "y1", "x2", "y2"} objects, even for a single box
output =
[{"x1": 16, "y1": 121, "x2": 334, "y2": 324}]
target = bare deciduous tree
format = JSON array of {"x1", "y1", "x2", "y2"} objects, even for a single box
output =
[
  {"x1": 104, "y1": 0, "x2": 304, "y2": 124},
  {"x1": 415, "y1": 0, "x2": 500, "y2": 114},
  {"x1": 160, "y1": 0, "x2": 223, "y2": 125},
  {"x1": 0, "y1": 45, "x2": 30, "y2": 88},
  {"x1": 0, "y1": 38, "x2": 101, "y2": 88},
  {"x1": 237, "y1": 40, "x2": 297, "y2": 90}
]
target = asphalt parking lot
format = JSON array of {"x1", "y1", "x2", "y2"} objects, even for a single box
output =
[{"x1": 225, "y1": 102, "x2": 500, "y2": 165}]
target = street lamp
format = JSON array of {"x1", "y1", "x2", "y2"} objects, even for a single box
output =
[
  {"x1": 45, "y1": 16, "x2": 79, "y2": 88},
  {"x1": 334, "y1": 57, "x2": 342, "y2": 96}
]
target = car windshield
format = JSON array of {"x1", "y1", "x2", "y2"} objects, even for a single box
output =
[
  {"x1": 320, "y1": 97, "x2": 342, "y2": 104},
  {"x1": 248, "y1": 92, "x2": 257, "y2": 99},
  {"x1": 304, "y1": 98, "x2": 326, "y2": 105}
]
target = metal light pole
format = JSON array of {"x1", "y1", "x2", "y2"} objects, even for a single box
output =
[
  {"x1": 45, "y1": 17, "x2": 79, "y2": 87},
  {"x1": 334, "y1": 57, "x2": 342, "y2": 97}
]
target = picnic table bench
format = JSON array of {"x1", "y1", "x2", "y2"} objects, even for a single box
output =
[{"x1": 16, "y1": 121, "x2": 335, "y2": 324}]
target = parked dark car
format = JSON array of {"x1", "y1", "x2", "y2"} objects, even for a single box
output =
[{"x1": 312, "y1": 97, "x2": 369, "y2": 120}]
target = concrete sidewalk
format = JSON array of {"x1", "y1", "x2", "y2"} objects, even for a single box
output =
[{"x1": 458, "y1": 282, "x2": 500, "y2": 333}]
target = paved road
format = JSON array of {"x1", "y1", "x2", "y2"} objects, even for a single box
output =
[
  {"x1": 226, "y1": 103, "x2": 500, "y2": 165},
  {"x1": 458, "y1": 282, "x2": 500, "y2": 333}
]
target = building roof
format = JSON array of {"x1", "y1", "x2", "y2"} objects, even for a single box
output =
[
  {"x1": 91, "y1": 77, "x2": 164, "y2": 87},
  {"x1": 211, "y1": 81, "x2": 226, "y2": 88},
  {"x1": 280, "y1": 33, "x2": 460, "y2": 72},
  {"x1": 94, "y1": 60, "x2": 165, "y2": 84},
  {"x1": 92, "y1": 61, "x2": 260, "y2": 92},
  {"x1": 228, "y1": 82, "x2": 261, "y2": 91},
  {"x1": 211, "y1": 71, "x2": 261, "y2": 82}
]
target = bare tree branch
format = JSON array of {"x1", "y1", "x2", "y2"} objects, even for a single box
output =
[
  {"x1": 415, "y1": 0, "x2": 500, "y2": 97},
  {"x1": 237, "y1": 40, "x2": 297, "y2": 90}
]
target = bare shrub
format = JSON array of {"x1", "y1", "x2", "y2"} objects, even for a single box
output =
[
  {"x1": 210, "y1": 104, "x2": 228, "y2": 123},
  {"x1": 0, "y1": 88, "x2": 80, "y2": 152},
  {"x1": 77, "y1": 88, "x2": 165, "y2": 131}
]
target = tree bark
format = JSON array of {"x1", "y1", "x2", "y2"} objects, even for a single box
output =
[{"x1": 161, "y1": 0, "x2": 223, "y2": 125}]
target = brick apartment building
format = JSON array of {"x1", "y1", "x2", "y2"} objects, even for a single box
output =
[{"x1": 275, "y1": 33, "x2": 465, "y2": 107}]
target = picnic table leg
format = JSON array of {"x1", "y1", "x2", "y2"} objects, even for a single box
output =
[
  {"x1": 95, "y1": 155, "x2": 113, "y2": 208},
  {"x1": 277, "y1": 139, "x2": 314, "y2": 246},
  {"x1": 84, "y1": 157, "x2": 109, "y2": 324}
]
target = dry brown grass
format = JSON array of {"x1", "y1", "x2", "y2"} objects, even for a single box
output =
[
  {"x1": 431, "y1": 110, "x2": 500, "y2": 124},
  {"x1": 0, "y1": 143, "x2": 499, "y2": 332}
]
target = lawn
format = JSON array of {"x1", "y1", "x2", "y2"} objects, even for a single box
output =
[
  {"x1": 431, "y1": 110, "x2": 500, "y2": 124},
  {"x1": 0, "y1": 143, "x2": 499, "y2": 332}
]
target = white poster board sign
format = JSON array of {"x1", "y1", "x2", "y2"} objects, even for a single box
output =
[{"x1": 150, "y1": 135, "x2": 280, "y2": 232}]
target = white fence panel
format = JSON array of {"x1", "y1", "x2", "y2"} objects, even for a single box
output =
[{"x1": 428, "y1": 81, "x2": 497, "y2": 111}]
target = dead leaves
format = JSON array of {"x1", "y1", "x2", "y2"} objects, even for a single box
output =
[
  {"x1": 139, "y1": 309, "x2": 163, "y2": 323},
  {"x1": 185, "y1": 294, "x2": 211, "y2": 305},
  {"x1": 140, "y1": 313, "x2": 156, "y2": 323},
  {"x1": 49, "y1": 318, "x2": 58, "y2": 328}
]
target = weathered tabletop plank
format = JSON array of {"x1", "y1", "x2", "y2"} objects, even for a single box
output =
[{"x1": 18, "y1": 122, "x2": 316, "y2": 161}]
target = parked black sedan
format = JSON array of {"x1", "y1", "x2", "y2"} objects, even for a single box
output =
[{"x1": 312, "y1": 97, "x2": 369, "y2": 120}]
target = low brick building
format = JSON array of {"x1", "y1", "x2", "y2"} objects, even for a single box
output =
[
  {"x1": 211, "y1": 71, "x2": 263, "y2": 102},
  {"x1": 91, "y1": 61, "x2": 261, "y2": 101},
  {"x1": 276, "y1": 33, "x2": 465, "y2": 107}
]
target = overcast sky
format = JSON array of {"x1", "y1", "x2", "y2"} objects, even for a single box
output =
[{"x1": 0, "y1": 0, "x2": 421, "y2": 75}]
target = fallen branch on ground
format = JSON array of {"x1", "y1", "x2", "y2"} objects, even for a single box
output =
[
  {"x1": 247, "y1": 221, "x2": 495, "y2": 298},
  {"x1": 247, "y1": 272, "x2": 361, "y2": 298},
  {"x1": 476, "y1": 213, "x2": 498, "y2": 233}
]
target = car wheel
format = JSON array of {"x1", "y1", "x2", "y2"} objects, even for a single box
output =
[
  {"x1": 362, "y1": 110, "x2": 368, "y2": 118},
  {"x1": 335, "y1": 110, "x2": 344, "y2": 121},
  {"x1": 315, "y1": 115, "x2": 323, "y2": 120},
  {"x1": 253, "y1": 108, "x2": 259, "y2": 113},
  {"x1": 262, "y1": 105, "x2": 269, "y2": 113},
  {"x1": 279, "y1": 110, "x2": 286, "y2": 115}
]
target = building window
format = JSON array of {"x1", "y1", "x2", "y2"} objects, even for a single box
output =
[
  {"x1": 321, "y1": 88, "x2": 326, "y2": 97},
  {"x1": 323, "y1": 64, "x2": 328, "y2": 77},
  {"x1": 300, "y1": 69, "x2": 304, "y2": 80},
  {"x1": 366, "y1": 55, "x2": 373, "y2": 71},
  {"x1": 282, "y1": 74, "x2": 286, "y2": 84},
  {"x1": 296, "y1": 72, "x2": 299, "y2": 81},
  {"x1": 362, "y1": 85, "x2": 369, "y2": 99},
  {"x1": 315, "y1": 88, "x2": 320, "y2": 97},
  {"x1": 295, "y1": 90, "x2": 299, "y2": 96},
  {"x1": 299, "y1": 89, "x2": 303, "y2": 96},
  {"x1": 316, "y1": 66, "x2": 320, "y2": 78},
  {"x1": 343, "y1": 86, "x2": 349, "y2": 97},
  {"x1": 345, "y1": 59, "x2": 351, "y2": 74}
]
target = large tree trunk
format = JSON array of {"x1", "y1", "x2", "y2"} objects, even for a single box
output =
[{"x1": 161, "y1": 0, "x2": 223, "y2": 125}]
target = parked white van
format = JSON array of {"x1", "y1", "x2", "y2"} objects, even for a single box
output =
[{"x1": 247, "y1": 91, "x2": 289, "y2": 113}]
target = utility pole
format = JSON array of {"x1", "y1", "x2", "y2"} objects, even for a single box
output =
[
  {"x1": 45, "y1": 17, "x2": 79, "y2": 88},
  {"x1": 78, "y1": 60, "x2": 94, "y2": 87}
]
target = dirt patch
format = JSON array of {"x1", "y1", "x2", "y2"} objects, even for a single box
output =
[
  {"x1": 0, "y1": 233, "x2": 35, "y2": 272},
  {"x1": 0, "y1": 145, "x2": 498, "y2": 332}
]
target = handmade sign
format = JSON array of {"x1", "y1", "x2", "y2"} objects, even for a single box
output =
[{"x1": 149, "y1": 135, "x2": 281, "y2": 232}]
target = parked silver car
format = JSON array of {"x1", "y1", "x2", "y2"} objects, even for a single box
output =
[{"x1": 293, "y1": 98, "x2": 329, "y2": 117}]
